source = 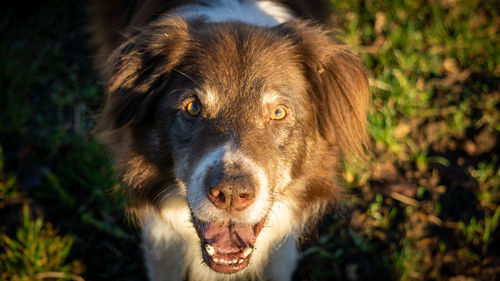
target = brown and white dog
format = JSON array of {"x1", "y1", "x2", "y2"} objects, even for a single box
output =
[{"x1": 91, "y1": 0, "x2": 370, "y2": 280}]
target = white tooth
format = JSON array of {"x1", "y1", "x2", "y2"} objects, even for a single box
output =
[
  {"x1": 205, "y1": 244, "x2": 215, "y2": 256},
  {"x1": 242, "y1": 247, "x2": 253, "y2": 258},
  {"x1": 239, "y1": 258, "x2": 244, "y2": 264},
  {"x1": 232, "y1": 259, "x2": 238, "y2": 264},
  {"x1": 213, "y1": 257, "x2": 219, "y2": 263},
  {"x1": 219, "y1": 258, "x2": 226, "y2": 264}
]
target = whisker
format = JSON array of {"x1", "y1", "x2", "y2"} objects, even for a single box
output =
[
  {"x1": 156, "y1": 184, "x2": 183, "y2": 203},
  {"x1": 172, "y1": 68, "x2": 200, "y2": 87}
]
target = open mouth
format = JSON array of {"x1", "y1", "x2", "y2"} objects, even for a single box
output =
[{"x1": 193, "y1": 217, "x2": 266, "y2": 274}]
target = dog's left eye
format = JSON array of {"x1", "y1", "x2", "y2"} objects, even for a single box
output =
[{"x1": 270, "y1": 105, "x2": 287, "y2": 120}]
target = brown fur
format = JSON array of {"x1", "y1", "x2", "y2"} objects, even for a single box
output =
[
  {"x1": 90, "y1": 0, "x2": 333, "y2": 69},
  {"x1": 96, "y1": 16, "x2": 368, "y2": 217},
  {"x1": 91, "y1": 1, "x2": 370, "y2": 279}
]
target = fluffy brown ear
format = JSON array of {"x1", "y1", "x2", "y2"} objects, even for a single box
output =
[
  {"x1": 96, "y1": 17, "x2": 191, "y2": 132},
  {"x1": 277, "y1": 21, "x2": 370, "y2": 159}
]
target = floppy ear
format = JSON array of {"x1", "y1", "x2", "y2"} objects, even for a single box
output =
[
  {"x1": 278, "y1": 21, "x2": 370, "y2": 159},
  {"x1": 97, "y1": 17, "x2": 191, "y2": 132}
]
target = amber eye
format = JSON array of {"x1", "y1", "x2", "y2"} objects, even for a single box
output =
[
  {"x1": 185, "y1": 100, "x2": 202, "y2": 116},
  {"x1": 270, "y1": 105, "x2": 287, "y2": 120}
]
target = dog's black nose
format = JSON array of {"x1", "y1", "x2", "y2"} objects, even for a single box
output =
[{"x1": 207, "y1": 176, "x2": 256, "y2": 212}]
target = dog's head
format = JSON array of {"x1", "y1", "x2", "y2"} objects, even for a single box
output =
[{"x1": 98, "y1": 17, "x2": 369, "y2": 274}]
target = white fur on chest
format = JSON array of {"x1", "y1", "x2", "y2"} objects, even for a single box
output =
[{"x1": 173, "y1": 0, "x2": 295, "y2": 26}]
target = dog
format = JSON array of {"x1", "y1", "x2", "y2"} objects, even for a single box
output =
[{"x1": 91, "y1": 0, "x2": 370, "y2": 280}]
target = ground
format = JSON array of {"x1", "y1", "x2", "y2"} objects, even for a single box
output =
[{"x1": 1, "y1": 0, "x2": 499, "y2": 280}]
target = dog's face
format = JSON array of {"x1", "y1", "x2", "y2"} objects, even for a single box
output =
[
  {"x1": 158, "y1": 27, "x2": 312, "y2": 272},
  {"x1": 99, "y1": 18, "x2": 369, "y2": 274}
]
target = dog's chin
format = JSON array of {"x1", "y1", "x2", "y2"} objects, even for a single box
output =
[{"x1": 192, "y1": 215, "x2": 266, "y2": 274}]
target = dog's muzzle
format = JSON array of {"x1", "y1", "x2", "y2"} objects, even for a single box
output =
[
  {"x1": 193, "y1": 171, "x2": 265, "y2": 273},
  {"x1": 207, "y1": 174, "x2": 256, "y2": 213}
]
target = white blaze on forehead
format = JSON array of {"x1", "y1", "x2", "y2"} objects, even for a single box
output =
[
  {"x1": 173, "y1": 0, "x2": 295, "y2": 27},
  {"x1": 186, "y1": 142, "x2": 271, "y2": 223}
]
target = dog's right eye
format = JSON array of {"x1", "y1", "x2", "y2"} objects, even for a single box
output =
[{"x1": 185, "y1": 100, "x2": 202, "y2": 117}]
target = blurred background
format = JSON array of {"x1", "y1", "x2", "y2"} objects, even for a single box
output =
[{"x1": 0, "y1": 0, "x2": 499, "y2": 280}]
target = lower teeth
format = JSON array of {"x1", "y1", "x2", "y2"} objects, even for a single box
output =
[{"x1": 213, "y1": 257, "x2": 244, "y2": 265}]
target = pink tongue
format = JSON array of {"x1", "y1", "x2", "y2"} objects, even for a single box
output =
[{"x1": 203, "y1": 222, "x2": 256, "y2": 253}]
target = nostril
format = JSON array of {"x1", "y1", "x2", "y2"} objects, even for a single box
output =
[
  {"x1": 210, "y1": 188, "x2": 221, "y2": 198},
  {"x1": 233, "y1": 191, "x2": 255, "y2": 211},
  {"x1": 206, "y1": 176, "x2": 256, "y2": 211},
  {"x1": 208, "y1": 187, "x2": 227, "y2": 210},
  {"x1": 217, "y1": 192, "x2": 225, "y2": 203}
]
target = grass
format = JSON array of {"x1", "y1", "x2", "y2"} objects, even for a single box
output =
[
  {"x1": 0, "y1": 206, "x2": 79, "y2": 281},
  {"x1": 1, "y1": 0, "x2": 499, "y2": 280}
]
